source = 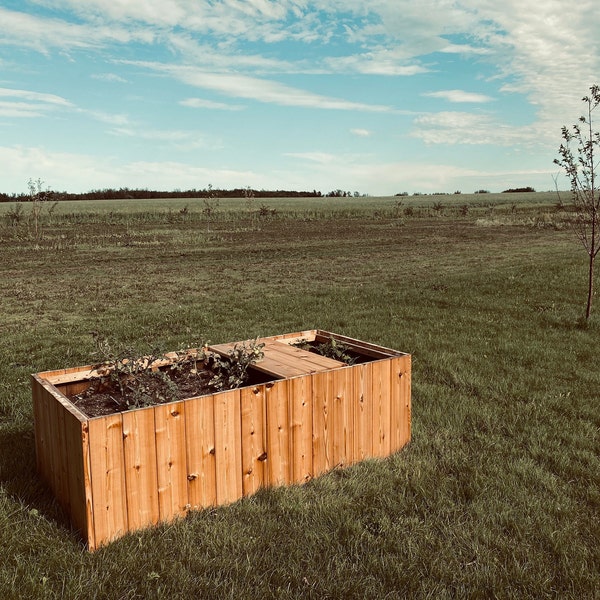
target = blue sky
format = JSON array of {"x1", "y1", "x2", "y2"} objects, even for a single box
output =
[{"x1": 1, "y1": 0, "x2": 598, "y2": 195}]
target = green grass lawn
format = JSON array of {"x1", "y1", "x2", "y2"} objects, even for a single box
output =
[{"x1": 0, "y1": 195, "x2": 598, "y2": 599}]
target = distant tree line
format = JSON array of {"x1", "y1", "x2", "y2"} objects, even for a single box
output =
[
  {"x1": 502, "y1": 187, "x2": 536, "y2": 193},
  {"x1": 393, "y1": 187, "x2": 537, "y2": 196},
  {"x1": 0, "y1": 186, "x2": 328, "y2": 203}
]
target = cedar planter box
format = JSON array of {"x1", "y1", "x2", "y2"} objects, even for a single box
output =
[{"x1": 31, "y1": 330, "x2": 411, "y2": 550}]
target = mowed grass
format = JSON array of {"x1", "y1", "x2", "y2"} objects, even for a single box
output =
[{"x1": 0, "y1": 195, "x2": 598, "y2": 599}]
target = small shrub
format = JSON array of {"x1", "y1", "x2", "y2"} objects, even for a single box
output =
[
  {"x1": 209, "y1": 339, "x2": 265, "y2": 391},
  {"x1": 294, "y1": 336, "x2": 356, "y2": 365}
]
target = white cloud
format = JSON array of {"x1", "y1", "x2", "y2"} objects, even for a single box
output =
[
  {"x1": 91, "y1": 73, "x2": 128, "y2": 83},
  {"x1": 411, "y1": 111, "x2": 532, "y2": 146},
  {"x1": 0, "y1": 87, "x2": 73, "y2": 107},
  {"x1": 180, "y1": 98, "x2": 245, "y2": 111},
  {"x1": 0, "y1": 145, "x2": 253, "y2": 192},
  {"x1": 129, "y1": 62, "x2": 394, "y2": 112},
  {"x1": 81, "y1": 109, "x2": 130, "y2": 126},
  {"x1": 459, "y1": 0, "x2": 600, "y2": 123},
  {"x1": 351, "y1": 129, "x2": 372, "y2": 137},
  {"x1": 284, "y1": 152, "x2": 339, "y2": 164},
  {"x1": 107, "y1": 126, "x2": 209, "y2": 150},
  {"x1": 0, "y1": 87, "x2": 73, "y2": 118},
  {"x1": 423, "y1": 90, "x2": 494, "y2": 103},
  {"x1": 325, "y1": 46, "x2": 430, "y2": 76},
  {"x1": 0, "y1": 7, "x2": 156, "y2": 53}
]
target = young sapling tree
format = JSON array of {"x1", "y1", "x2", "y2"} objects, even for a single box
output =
[{"x1": 554, "y1": 84, "x2": 600, "y2": 321}]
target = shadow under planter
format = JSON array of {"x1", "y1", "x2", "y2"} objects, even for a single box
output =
[{"x1": 31, "y1": 329, "x2": 411, "y2": 551}]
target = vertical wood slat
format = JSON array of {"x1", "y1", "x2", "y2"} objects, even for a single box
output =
[
  {"x1": 61, "y1": 410, "x2": 88, "y2": 540},
  {"x1": 289, "y1": 375, "x2": 313, "y2": 484},
  {"x1": 185, "y1": 396, "x2": 216, "y2": 510},
  {"x1": 122, "y1": 408, "x2": 160, "y2": 531},
  {"x1": 311, "y1": 371, "x2": 331, "y2": 475},
  {"x1": 265, "y1": 380, "x2": 290, "y2": 487},
  {"x1": 88, "y1": 414, "x2": 128, "y2": 546},
  {"x1": 213, "y1": 390, "x2": 242, "y2": 504},
  {"x1": 31, "y1": 377, "x2": 52, "y2": 491},
  {"x1": 330, "y1": 368, "x2": 351, "y2": 469},
  {"x1": 371, "y1": 359, "x2": 392, "y2": 458},
  {"x1": 50, "y1": 398, "x2": 71, "y2": 513},
  {"x1": 240, "y1": 385, "x2": 267, "y2": 495},
  {"x1": 154, "y1": 401, "x2": 188, "y2": 522},
  {"x1": 352, "y1": 363, "x2": 372, "y2": 463},
  {"x1": 395, "y1": 355, "x2": 412, "y2": 450},
  {"x1": 80, "y1": 421, "x2": 95, "y2": 551}
]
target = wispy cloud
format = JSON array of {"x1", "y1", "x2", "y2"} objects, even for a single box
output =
[
  {"x1": 423, "y1": 90, "x2": 494, "y2": 103},
  {"x1": 411, "y1": 111, "x2": 532, "y2": 146},
  {"x1": 351, "y1": 129, "x2": 372, "y2": 137},
  {"x1": 109, "y1": 126, "x2": 205, "y2": 147},
  {"x1": 284, "y1": 152, "x2": 338, "y2": 164},
  {"x1": 129, "y1": 62, "x2": 395, "y2": 112},
  {"x1": 0, "y1": 87, "x2": 73, "y2": 118},
  {"x1": 180, "y1": 98, "x2": 245, "y2": 111},
  {"x1": 0, "y1": 7, "x2": 155, "y2": 53},
  {"x1": 91, "y1": 73, "x2": 128, "y2": 83},
  {"x1": 0, "y1": 88, "x2": 73, "y2": 107}
]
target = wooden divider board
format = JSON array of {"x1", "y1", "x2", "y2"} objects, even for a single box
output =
[{"x1": 209, "y1": 339, "x2": 345, "y2": 378}]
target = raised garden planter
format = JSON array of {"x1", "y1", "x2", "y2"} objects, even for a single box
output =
[{"x1": 31, "y1": 330, "x2": 411, "y2": 550}]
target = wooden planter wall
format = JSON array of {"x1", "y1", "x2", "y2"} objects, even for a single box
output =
[{"x1": 32, "y1": 330, "x2": 411, "y2": 550}]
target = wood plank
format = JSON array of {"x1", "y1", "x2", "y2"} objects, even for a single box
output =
[
  {"x1": 395, "y1": 355, "x2": 412, "y2": 449},
  {"x1": 185, "y1": 395, "x2": 217, "y2": 510},
  {"x1": 330, "y1": 368, "x2": 350, "y2": 469},
  {"x1": 371, "y1": 360, "x2": 392, "y2": 458},
  {"x1": 240, "y1": 385, "x2": 267, "y2": 496},
  {"x1": 32, "y1": 374, "x2": 88, "y2": 422},
  {"x1": 314, "y1": 330, "x2": 406, "y2": 360},
  {"x1": 352, "y1": 363, "x2": 372, "y2": 463},
  {"x1": 265, "y1": 341, "x2": 345, "y2": 371},
  {"x1": 209, "y1": 339, "x2": 345, "y2": 378},
  {"x1": 80, "y1": 421, "x2": 96, "y2": 551},
  {"x1": 122, "y1": 408, "x2": 160, "y2": 531},
  {"x1": 213, "y1": 390, "x2": 243, "y2": 504},
  {"x1": 258, "y1": 330, "x2": 318, "y2": 345},
  {"x1": 31, "y1": 376, "x2": 50, "y2": 485},
  {"x1": 154, "y1": 401, "x2": 189, "y2": 522},
  {"x1": 311, "y1": 371, "x2": 331, "y2": 475},
  {"x1": 265, "y1": 380, "x2": 290, "y2": 487},
  {"x1": 289, "y1": 375, "x2": 313, "y2": 484},
  {"x1": 251, "y1": 355, "x2": 309, "y2": 378},
  {"x1": 88, "y1": 414, "x2": 128, "y2": 547},
  {"x1": 63, "y1": 411, "x2": 90, "y2": 544},
  {"x1": 50, "y1": 397, "x2": 71, "y2": 515}
]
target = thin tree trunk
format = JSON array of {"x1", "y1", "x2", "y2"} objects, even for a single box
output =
[{"x1": 586, "y1": 252, "x2": 594, "y2": 320}]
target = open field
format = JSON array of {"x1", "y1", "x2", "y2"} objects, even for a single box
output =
[{"x1": 0, "y1": 194, "x2": 598, "y2": 599}]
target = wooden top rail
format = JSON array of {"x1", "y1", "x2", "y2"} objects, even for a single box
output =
[
  {"x1": 208, "y1": 339, "x2": 345, "y2": 378},
  {"x1": 38, "y1": 331, "x2": 404, "y2": 387}
]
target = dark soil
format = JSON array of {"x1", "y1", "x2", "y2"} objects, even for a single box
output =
[{"x1": 68, "y1": 360, "x2": 218, "y2": 418}]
